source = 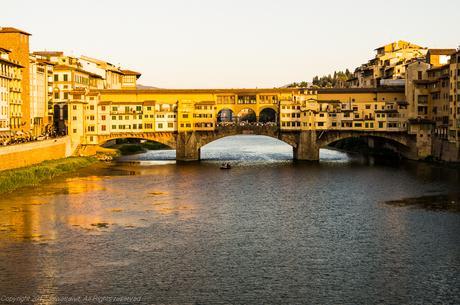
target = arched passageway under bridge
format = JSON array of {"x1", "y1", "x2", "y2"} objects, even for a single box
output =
[
  {"x1": 217, "y1": 109, "x2": 234, "y2": 123},
  {"x1": 237, "y1": 108, "x2": 257, "y2": 123},
  {"x1": 258, "y1": 108, "x2": 277, "y2": 123}
]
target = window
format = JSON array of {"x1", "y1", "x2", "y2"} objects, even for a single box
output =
[
  {"x1": 183, "y1": 114, "x2": 189, "y2": 118},
  {"x1": 168, "y1": 123, "x2": 173, "y2": 128},
  {"x1": 63, "y1": 74, "x2": 68, "y2": 81},
  {"x1": 72, "y1": 105, "x2": 77, "y2": 110},
  {"x1": 101, "y1": 115, "x2": 106, "y2": 120},
  {"x1": 101, "y1": 125, "x2": 106, "y2": 131},
  {"x1": 54, "y1": 74, "x2": 58, "y2": 82},
  {"x1": 101, "y1": 106, "x2": 106, "y2": 111},
  {"x1": 54, "y1": 92, "x2": 59, "y2": 99},
  {"x1": 72, "y1": 129, "x2": 77, "y2": 133},
  {"x1": 158, "y1": 123, "x2": 163, "y2": 129},
  {"x1": 63, "y1": 92, "x2": 69, "y2": 99},
  {"x1": 112, "y1": 125, "x2": 116, "y2": 129}
]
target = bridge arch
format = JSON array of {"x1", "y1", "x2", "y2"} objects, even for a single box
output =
[
  {"x1": 237, "y1": 108, "x2": 257, "y2": 123},
  {"x1": 217, "y1": 108, "x2": 234, "y2": 122},
  {"x1": 258, "y1": 107, "x2": 277, "y2": 123},
  {"x1": 198, "y1": 134, "x2": 296, "y2": 161},
  {"x1": 97, "y1": 133, "x2": 177, "y2": 149},
  {"x1": 317, "y1": 131, "x2": 415, "y2": 158}
]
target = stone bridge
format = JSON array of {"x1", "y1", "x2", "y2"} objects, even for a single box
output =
[{"x1": 89, "y1": 126, "x2": 425, "y2": 161}]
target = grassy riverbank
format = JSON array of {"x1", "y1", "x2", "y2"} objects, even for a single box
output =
[{"x1": 0, "y1": 156, "x2": 97, "y2": 194}]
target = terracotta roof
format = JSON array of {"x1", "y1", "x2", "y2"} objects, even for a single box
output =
[
  {"x1": 0, "y1": 27, "x2": 31, "y2": 36},
  {"x1": 121, "y1": 69, "x2": 141, "y2": 76},
  {"x1": 36, "y1": 59, "x2": 55, "y2": 66},
  {"x1": 32, "y1": 51, "x2": 64, "y2": 57},
  {"x1": 427, "y1": 64, "x2": 450, "y2": 72},
  {"x1": 427, "y1": 49, "x2": 456, "y2": 56},
  {"x1": 54, "y1": 64, "x2": 103, "y2": 79},
  {"x1": 317, "y1": 100, "x2": 341, "y2": 103},
  {"x1": 317, "y1": 87, "x2": 405, "y2": 93},
  {"x1": 95, "y1": 88, "x2": 304, "y2": 94}
]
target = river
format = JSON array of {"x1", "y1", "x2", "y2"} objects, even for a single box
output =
[{"x1": 0, "y1": 135, "x2": 459, "y2": 304}]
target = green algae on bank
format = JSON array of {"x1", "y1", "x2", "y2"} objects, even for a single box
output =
[{"x1": 0, "y1": 156, "x2": 98, "y2": 194}]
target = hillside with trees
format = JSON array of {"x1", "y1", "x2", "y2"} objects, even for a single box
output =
[{"x1": 286, "y1": 69, "x2": 353, "y2": 88}]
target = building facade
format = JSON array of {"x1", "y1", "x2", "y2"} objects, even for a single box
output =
[
  {"x1": 0, "y1": 27, "x2": 30, "y2": 133},
  {"x1": 0, "y1": 47, "x2": 22, "y2": 137},
  {"x1": 67, "y1": 87, "x2": 408, "y2": 147},
  {"x1": 347, "y1": 40, "x2": 427, "y2": 88}
]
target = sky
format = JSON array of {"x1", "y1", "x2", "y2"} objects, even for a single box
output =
[{"x1": 2, "y1": 0, "x2": 459, "y2": 88}]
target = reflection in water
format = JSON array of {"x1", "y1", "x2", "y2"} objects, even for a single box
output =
[
  {"x1": 385, "y1": 193, "x2": 460, "y2": 212},
  {"x1": 0, "y1": 136, "x2": 459, "y2": 304}
]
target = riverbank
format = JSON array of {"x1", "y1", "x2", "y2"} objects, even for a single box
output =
[
  {"x1": 0, "y1": 156, "x2": 98, "y2": 194},
  {"x1": 0, "y1": 137, "x2": 74, "y2": 171}
]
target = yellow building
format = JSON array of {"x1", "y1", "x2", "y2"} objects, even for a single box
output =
[
  {"x1": 29, "y1": 54, "x2": 54, "y2": 136},
  {"x1": 67, "y1": 87, "x2": 410, "y2": 147},
  {"x1": 31, "y1": 52, "x2": 141, "y2": 134},
  {"x1": 121, "y1": 70, "x2": 141, "y2": 89},
  {"x1": 348, "y1": 40, "x2": 427, "y2": 88},
  {"x1": 449, "y1": 49, "x2": 460, "y2": 143},
  {"x1": 426, "y1": 49, "x2": 456, "y2": 67},
  {"x1": 0, "y1": 27, "x2": 31, "y2": 133},
  {"x1": 0, "y1": 47, "x2": 22, "y2": 138}
]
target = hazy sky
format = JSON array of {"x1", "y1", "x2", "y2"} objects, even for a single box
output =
[{"x1": 2, "y1": 0, "x2": 459, "y2": 88}]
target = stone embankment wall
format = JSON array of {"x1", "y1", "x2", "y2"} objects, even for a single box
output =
[
  {"x1": 432, "y1": 136, "x2": 460, "y2": 162},
  {"x1": 0, "y1": 137, "x2": 73, "y2": 171}
]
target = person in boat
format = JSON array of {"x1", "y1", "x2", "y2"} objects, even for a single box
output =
[{"x1": 221, "y1": 162, "x2": 231, "y2": 169}]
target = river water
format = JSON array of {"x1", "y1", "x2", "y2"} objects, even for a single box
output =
[{"x1": 0, "y1": 136, "x2": 459, "y2": 304}]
